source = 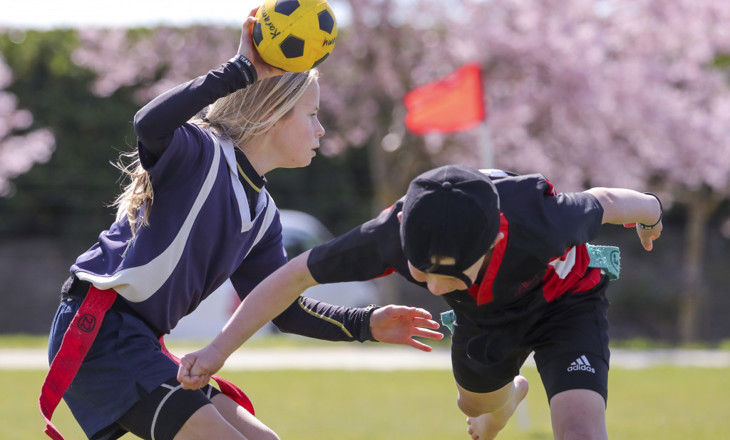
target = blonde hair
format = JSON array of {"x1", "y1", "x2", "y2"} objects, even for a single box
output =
[{"x1": 114, "y1": 69, "x2": 320, "y2": 238}]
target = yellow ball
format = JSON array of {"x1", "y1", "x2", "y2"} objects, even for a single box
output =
[{"x1": 253, "y1": 0, "x2": 338, "y2": 72}]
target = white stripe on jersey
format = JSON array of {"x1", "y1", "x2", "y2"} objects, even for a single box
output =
[
  {"x1": 245, "y1": 193, "x2": 278, "y2": 260},
  {"x1": 78, "y1": 138, "x2": 223, "y2": 303},
  {"x1": 76, "y1": 136, "x2": 221, "y2": 302},
  {"x1": 218, "y1": 135, "x2": 279, "y2": 257},
  {"x1": 549, "y1": 246, "x2": 577, "y2": 279},
  {"x1": 77, "y1": 136, "x2": 279, "y2": 303},
  {"x1": 220, "y1": 136, "x2": 256, "y2": 231}
]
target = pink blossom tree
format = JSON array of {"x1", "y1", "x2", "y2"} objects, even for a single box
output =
[
  {"x1": 0, "y1": 54, "x2": 55, "y2": 197},
  {"x1": 318, "y1": 0, "x2": 730, "y2": 341},
  {"x1": 72, "y1": 26, "x2": 238, "y2": 103},
  {"x1": 442, "y1": 0, "x2": 730, "y2": 342}
]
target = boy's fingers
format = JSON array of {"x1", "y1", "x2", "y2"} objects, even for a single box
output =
[
  {"x1": 414, "y1": 328, "x2": 444, "y2": 340},
  {"x1": 412, "y1": 316, "x2": 441, "y2": 329},
  {"x1": 408, "y1": 339, "x2": 433, "y2": 352}
]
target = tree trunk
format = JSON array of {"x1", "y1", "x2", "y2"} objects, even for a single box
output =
[{"x1": 677, "y1": 192, "x2": 718, "y2": 343}]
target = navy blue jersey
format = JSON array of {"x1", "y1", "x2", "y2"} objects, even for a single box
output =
[
  {"x1": 68, "y1": 63, "x2": 373, "y2": 340},
  {"x1": 72, "y1": 124, "x2": 283, "y2": 334},
  {"x1": 307, "y1": 171, "x2": 605, "y2": 325}
]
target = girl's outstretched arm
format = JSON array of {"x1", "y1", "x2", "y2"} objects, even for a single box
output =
[{"x1": 178, "y1": 251, "x2": 316, "y2": 388}]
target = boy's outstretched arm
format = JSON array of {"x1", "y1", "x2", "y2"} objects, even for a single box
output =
[{"x1": 178, "y1": 250, "x2": 443, "y2": 389}]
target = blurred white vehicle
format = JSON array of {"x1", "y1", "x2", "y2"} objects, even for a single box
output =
[
  {"x1": 278, "y1": 209, "x2": 383, "y2": 308},
  {"x1": 168, "y1": 210, "x2": 382, "y2": 340}
]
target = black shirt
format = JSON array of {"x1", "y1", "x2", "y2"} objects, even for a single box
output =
[{"x1": 308, "y1": 172, "x2": 605, "y2": 325}]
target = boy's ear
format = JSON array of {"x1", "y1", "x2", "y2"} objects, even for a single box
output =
[{"x1": 397, "y1": 211, "x2": 403, "y2": 223}]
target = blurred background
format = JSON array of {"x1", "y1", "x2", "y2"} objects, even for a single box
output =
[{"x1": 1, "y1": 0, "x2": 729, "y2": 346}]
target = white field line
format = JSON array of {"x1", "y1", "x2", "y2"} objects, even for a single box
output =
[{"x1": 3, "y1": 347, "x2": 730, "y2": 371}]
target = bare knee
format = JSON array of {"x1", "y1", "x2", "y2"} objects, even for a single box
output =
[
  {"x1": 561, "y1": 426, "x2": 603, "y2": 440},
  {"x1": 456, "y1": 378, "x2": 525, "y2": 417},
  {"x1": 556, "y1": 418, "x2": 606, "y2": 440},
  {"x1": 550, "y1": 389, "x2": 607, "y2": 440}
]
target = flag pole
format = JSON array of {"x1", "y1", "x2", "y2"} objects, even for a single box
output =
[{"x1": 478, "y1": 120, "x2": 494, "y2": 170}]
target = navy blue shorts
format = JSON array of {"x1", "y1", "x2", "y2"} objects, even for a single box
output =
[
  {"x1": 450, "y1": 278, "x2": 611, "y2": 403},
  {"x1": 48, "y1": 298, "x2": 213, "y2": 440}
]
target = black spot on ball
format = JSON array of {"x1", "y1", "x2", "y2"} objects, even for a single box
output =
[
  {"x1": 274, "y1": 0, "x2": 301, "y2": 16},
  {"x1": 318, "y1": 9, "x2": 335, "y2": 34},
  {"x1": 311, "y1": 52, "x2": 330, "y2": 68},
  {"x1": 252, "y1": 22, "x2": 264, "y2": 46},
  {"x1": 280, "y1": 35, "x2": 305, "y2": 58}
]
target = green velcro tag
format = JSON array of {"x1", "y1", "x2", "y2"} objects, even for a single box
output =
[
  {"x1": 440, "y1": 310, "x2": 456, "y2": 335},
  {"x1": 586, "y1": 244, "x2": 621, "y2": 280}
]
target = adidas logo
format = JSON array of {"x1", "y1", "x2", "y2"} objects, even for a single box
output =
[{"x1": 567, "y1": 355, "x2": 596, "y2": 373}]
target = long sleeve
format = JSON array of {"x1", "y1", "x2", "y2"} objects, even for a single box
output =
[
  {"x1": 272, "y1": 296, "x2": 376, "y2": 342},
  {"x1": 133, "y1": 61, "x2": 249, "y2": 162}
]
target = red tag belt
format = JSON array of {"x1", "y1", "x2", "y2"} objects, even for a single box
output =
[{"x1": 39, "y1": 286, "x2": 253, "y2": 440}]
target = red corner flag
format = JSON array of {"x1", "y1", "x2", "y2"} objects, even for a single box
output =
[{"x1": 404, "y1": 63, "x2": 485, "y2": 135}]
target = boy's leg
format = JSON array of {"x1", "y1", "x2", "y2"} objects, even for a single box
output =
[
  {"x1": 449, "y1": 310, "x2": 535, "y2": 440},
  {"x1": 532, "y1": 281, "x2": 611, "y2": 440},
  {"x1": 457, "y1": 375, "x2": 529, "y2": 440},
  {"x1": 550, "y1": 389, "x2": 607, "y2": 440}
]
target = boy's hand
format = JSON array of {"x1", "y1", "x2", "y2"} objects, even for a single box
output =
[{"x1": 370, "y1": 305, "x2": 444, "y2": 352}]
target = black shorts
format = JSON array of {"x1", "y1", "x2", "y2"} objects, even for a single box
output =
[
  {"x1": 110, "y1": 378, "x2": 221, "y2": 440},
  {"x1": 451, "y1": 278, "x2": 610, "y2": 403}
]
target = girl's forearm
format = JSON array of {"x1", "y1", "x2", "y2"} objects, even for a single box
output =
[{"x1": 209, "y1": 251, "x2": 317, "y2": 358}]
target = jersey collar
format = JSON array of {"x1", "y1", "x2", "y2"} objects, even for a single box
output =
[{"x1": 234, "y1": 148, "x2": 266, "y2": 192}]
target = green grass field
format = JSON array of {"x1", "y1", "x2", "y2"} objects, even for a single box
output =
[{"x1": 6, "y1": 362, "x2": 730, "y2": 439}]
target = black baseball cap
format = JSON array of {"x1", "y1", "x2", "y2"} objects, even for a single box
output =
[{"x1": 400, "y1": 165, "x2": 501, "y2": 286}]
